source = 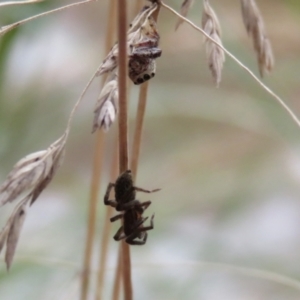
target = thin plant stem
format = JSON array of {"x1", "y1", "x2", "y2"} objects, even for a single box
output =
[
  {"x1": 112, "y1": 246, "x2": 123, "y2": 300},
  {"x1": 161, "y1": 1, "x2": 300, "y2": 130},
  {"x1": 0, "y1": 0, "x2": 97, "y2": 36},
  {"x1": 117, "y1": 0, "x2": 132, "y2": 299},
  {"x1": 80, "y1": 131, "x2": 105, "y2": 300},
  {"x1": 130, "y1": 2, "x2": 160, "y2": 177},
  {"x1": 95, "y1": 149, "x2": 119, "y2": 300},
  {"x1": 130, "y1": 83, "x2": 148, "y2": 177},
  {"x1": 0, "y1": 0, "x2": 42, "y2": 7},
  {"x1": 118, "y1": 3, "x2": 129, "y2": 172},
  {"x1": 91, "y1": 0, "x2": 117, "y2": 298},
  {"x1": 80, "y1": 0, "x2": 117, "y2": 296}
]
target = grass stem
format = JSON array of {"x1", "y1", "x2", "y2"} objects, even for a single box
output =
[{"x1": 117, "y1": 0, "x2": 132, "y2": 299}]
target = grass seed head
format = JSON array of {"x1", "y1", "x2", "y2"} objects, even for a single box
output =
[
  {"x1": 202, "y1": 0, "x2": 225, "y2": 87},
  {"x1": 93, "y1": 77, "x2": 118, "y2": 132},
  {"x1": 241, "y1": 0, "x2": 274, "y2": 76},
  {"x1": 175, "y1": 0, "x2": 195, "y2": 30}
]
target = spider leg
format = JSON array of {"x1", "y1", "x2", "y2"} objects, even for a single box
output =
[
  {"x1": 104, "y1": 183, "x2": 117, "y2": 207},
  {"x1": 126, "y1": 231, "x2": 147, "y2": 245},
  {"x1": 113, "y1": 226, "x2": 126, "y2": 241},
  {"x1": 110, "y1": 213, "x2": 124, "y2": 222},
  {"x1": 133, "y1": 186, "x2": 161, "y2": 193},
  {"x1": 126, "y1": 214, "x2": 153, "y2": 245},
  {"x1": 138, "y1": 214, "x2": 155, "y2": 232}
]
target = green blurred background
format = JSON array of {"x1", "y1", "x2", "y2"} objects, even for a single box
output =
[{"x1": 1, "y1": 0, "x2": 300, "y2": 299}]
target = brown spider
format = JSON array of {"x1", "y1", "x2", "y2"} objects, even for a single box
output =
[
  {"x1": 104, "y1": 170, "x2": 160, "y2": 245},
  {"x1": 128, "y1": 39, "x2": 162, "y2": 84},
  {"x1": 110, "y1": 204, "x2": 155, "y2": 245}
]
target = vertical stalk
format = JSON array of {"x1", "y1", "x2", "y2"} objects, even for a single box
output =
[
  {"x1": 80, "y1": 132, "x2": 105, "y2": 300},
  {"x1": 130, "y1": 82, "x2": 149, "y2": 177},
  {"x1": 81, "y1": 1, "x2": 117, "y2": 300},
  {"x1": 94, "y1": 0, "x2": 117, "y2": 298},
  {"x1": 95, "y1": 149, "x2": 118, "y2": 300},
  {"x1": 112, "y1": 246, "x2": 123, "y2": 300},
  {"x1": 118, "y1": 0, "x2": 129, "y2": 172},
  {"x1": 117, "y1": 1, "x2": 132, "y2": 300}
]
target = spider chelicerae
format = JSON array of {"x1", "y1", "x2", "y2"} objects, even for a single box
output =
[{"x1": 104, "y1": 170, "x2": 160, "y2": 245}]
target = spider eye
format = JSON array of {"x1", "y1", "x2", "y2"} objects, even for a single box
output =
[
  {"x1": 143, "y1": 74, "x2": 151, "y2": 81},
  {"x1": 136, "y1": 78, "x2": 144, "y2": 84},
  {"x1": 151, "y1": 72, "x2": 155, "y2": 77}
]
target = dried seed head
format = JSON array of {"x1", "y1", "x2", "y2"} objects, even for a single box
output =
[
  {"x1": 175, "y1": 0, "x2": 195, "y2": 30},
  {"x1": 241, "y1": 0, "x2": 274, "y2": 76},
  {"x1": 129, "y1": 4, "x2": 157, "y2": 35},
  {"x1": 93, "y1": 78, "x2": 118, "y2": 132},
  {"x1": 4, "y1": 202, "x2": 27, "y2": 270},
  {"x1": 0, "y1": 197, "x2": 30, "y2": 270},
  {"x1": 202, "y1": 0, "x2": 221, "y2": 36},
  {"x1": 0, "y1": 134, "x2": 66, "y2": 269},
  {"x1": 0, "y1": 134, "x2": 66, "y2": 207},
  {"x1": 202, "y1": 0, "x2": 225, "y2": 87}
]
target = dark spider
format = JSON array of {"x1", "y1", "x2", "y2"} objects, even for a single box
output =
[
  {"x1": 110, "y1": 205, "x2": 155, "y2": 245},
  {"x1": 104, "y1": 170, "x2": 160, "y2": 245}
]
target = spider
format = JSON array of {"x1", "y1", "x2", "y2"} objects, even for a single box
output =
[
  {"x1": 110, "y1": 204, "x2": 155, "y2": 245},
  {"x1": 128, "y1": 40, "x2": 162, "y2": 85},
  {"x1": 104, "y1": 170, "x2": 160, "y2": 245}
]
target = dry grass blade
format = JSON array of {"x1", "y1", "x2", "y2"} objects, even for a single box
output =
[
  {"x1": 5, "y1": 202, "x2": 28, "y2": 270},
  {"x1": 175, "y1": 0, "x2": 194, "y2": 30},
  {"x1": 241, "y1": 0, "x2": 274, "y2": 76},
  {"x1": 202, "y1": 0, "x2": 225, "y2": 87},
  {"x1": 93, "y1": 76, "x2": 118, "y2": 132},
  {"x1": 0, "y1": 0, "x2": 43, "y2": 7},
  {"x1": 0, "y1": 133, "x2": 66, "y2": 207}
]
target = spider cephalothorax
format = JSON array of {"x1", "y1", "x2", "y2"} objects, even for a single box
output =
[{"x1": 104, "y1": 170, "x2": 160, "y2": 245}]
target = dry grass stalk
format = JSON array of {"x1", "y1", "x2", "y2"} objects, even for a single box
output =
[
  {"x1": 0, "y1": 0, "x2": 43, "y2": 7},
  {"x1": 241, "y1": 0, "x2": 274, "y2": 76},
  {"x1": 116, "y1": 0, "x2": 133, "y2": 299},
  {"x1": 0, "y1": 0, "x2": 97, "y2": 36},
  {"x1": 95, "y1": 149, "x2": 118, "y2": 300},
  {"x1": 80, "y1": 0, "x2": 118, "y2": 298},
  {"x1": 92, "y1": 2, "x2": 118, "y2": 300},
  {"x1": 202, "y1": 0, "x2": 225, "y2": 87},
  {"x1": 112, "y1": 246, "x2": 123, "y2": 300},
  {"x1": 130, "y1": 82, "x2": 149, "y2": 177},
  {"x1": 175, "y1": 0, "x2": 194, "y2": 30}
]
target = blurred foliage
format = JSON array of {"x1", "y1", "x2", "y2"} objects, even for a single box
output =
[{"x1": 0, "y1": 1, "x2": 300, "y2": 300}]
